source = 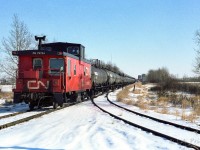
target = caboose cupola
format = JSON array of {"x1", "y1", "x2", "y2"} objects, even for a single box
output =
[{"x1": 41, "y1": 42, "x2": 85, "y2": 60}]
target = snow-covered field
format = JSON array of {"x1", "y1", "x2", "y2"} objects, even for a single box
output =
[
  {"x1": 0, "y1": 85, "x2": 13, "y2": 92},
  {"x1": 0, "y1": 97, "x2": 190, "y2": 150},
  {"x1": 0, "y1": 85, "x2": 199, "y2": 149}
]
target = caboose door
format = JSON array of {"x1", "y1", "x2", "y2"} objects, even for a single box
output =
[{"x1": 80, "y1": 64, "x2": 84, "y2": 90}]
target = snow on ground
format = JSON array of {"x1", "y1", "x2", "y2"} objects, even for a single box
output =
[
  {"x1": 0, "y1": 99, "x2": 6, "y2": 105},
  {"x1": 0, "y1": 103, "x2": 29, "y2": 117},
  {"x1": 0, "y1": 85, "x2": 13, "y2": 92},
  {"x1": 0, "y1": 94, "x2": 191, "y2": 150},
  {"x1": 0, "y1": 110, "x2": 46, "y2": 126},
  {"x1": 0, "y1": 97, "x2": 187, "y2": 150},
  {"x1": 0, "y1": 83, "x2": 199, "y2": 150}
]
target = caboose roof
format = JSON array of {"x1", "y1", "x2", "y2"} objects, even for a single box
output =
[
  {"x1": 12, "y1": 50, "x2": 91, "y2": 64},
  {"x1": 42, "y1": 42, "x2": 83, "y2": 46},
  {"x1": 12, "y1": 41, "x2": 89, "y2": 63},
  {"x1": 41, "y1": 42, "x2": 85, "y2": 51}
]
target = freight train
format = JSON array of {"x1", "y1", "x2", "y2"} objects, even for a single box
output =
[{"x1": 12, "y1": 36, "x2": 135, "y2": 110}]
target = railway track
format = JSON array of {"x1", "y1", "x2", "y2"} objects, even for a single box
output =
[
  {"x1": 0, "y1": 102, "x2": 77, "y2": 131},
  {"x1": 0, "y1": 93, "x2": 103, "y2": 131},
  {"x1": 0, "y1": 111, "x2": 27, "y2": 120},
  {"x1": 107, "y1": 94, "x2": 200, "y2": 134},
  {"x1": 91, "y1": 93, "x2": 200, "y2": 150}
]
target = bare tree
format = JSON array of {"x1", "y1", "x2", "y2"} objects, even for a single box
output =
[
  {"x1": 193, "y1": 30, "x2": 200, "y2": 75},
  {"x1": 0, "y1": 14, "x2": 34, "y2": 81},
  {"x1": 147, "y1": 67, "x2": 170, "y2": 83}
]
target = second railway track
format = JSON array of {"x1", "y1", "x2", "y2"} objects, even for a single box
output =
[
  {"x1": 91, "y1": 92, "x2": 200, "y2": 150},
  {"x1": 107, "y1": 93, "x2": 200, "y2": 134},
  {"x1": 0, "y1": 94, "x2": 102, "y2": 131},
  {"x1": 0, "y1": 111, "x2": 27, "y2": 120},
  {"x1": 0, "y1": 102, "x2": 77, "y2": 131}
]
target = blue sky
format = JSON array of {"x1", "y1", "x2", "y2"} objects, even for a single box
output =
[{"x1": 1, "y1": 0, "x2": 200, "y2": 78}]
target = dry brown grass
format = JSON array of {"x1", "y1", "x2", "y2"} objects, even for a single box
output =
[
  {"x1": 186, "y1": 113, "x2": 198, "y2": 123},
  {"x1": 181, "y1": 110, "x2": 187, "y2": 120},
  {"x1": 181, "y1": 111, "x2": 197, "y2": 123},
  {"x1": 137, "y1": 96, "x2": 143, "y2": 101},
  {"x1": 148, "y1": 106, "x2": 157, "y2": 111},
  {"x1": 193, "y1": 105, "x2": 200, "y2": 116},
  {"x1": 149, "y1": 100, "x2": 156, "y2": 106},
  {"x1": 117, "y1": 90, "x2": 129, "y2": 102},
  {"x1": 135, "y1": 101, "x2": 149, "y2": 110},
  {"x1": 118, "y1": 83, "x2": 200, "y2": 122},
  {"x1": 171, "y1": 109, "x2": 180, "y2": 120},
  {"x1": 122, "y1": 99, "x2": 134, "y2": 105},
  {"x1": 0, "y1": 92, "x2": 13, "y2": 99},
  {"x1": 133, "y1": 89, "x2": 141, "y2": 94},
  {"x1": 181, "y1": 99, "x2": 191, "y2": 109},
  {"x1": 135, "y1": 82, "x2": 142, "y2": 88},
  {"x1": 158, "y1": 96, "x2": 169, "y2": 103},
  {"x1": 0, "y1": 92, "x2": 13, "y2": 105},
  {"x1": 155, "y1": 94, "x2": 200, "y2": 122},
  {"x1": 160, "y1": 107, "x2": 169, "y2": 114},
  {"x1": 155, "y1": 106, "x2": 169, "y2": 114},
  {"x1": 117, "y1": 85, "x2": 134, "y2": 102}
]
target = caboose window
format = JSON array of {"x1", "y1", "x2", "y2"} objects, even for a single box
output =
[
  {"x1": 49, "y1": 58, "x2": 64, "y2": 75},
  {"x1": 67, "y1": 59, "x2": 71, "y2": 76},
  {"x1": 67, "y1": 46, "x2": 79, "y2": 56},
  {"x1": 33, "y1": 58, "x2": 42, "y2": 70}
]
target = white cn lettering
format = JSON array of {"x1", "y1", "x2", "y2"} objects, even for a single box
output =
[{"x1": 27, "y1": 80, "x2": 49, "y2": 90}]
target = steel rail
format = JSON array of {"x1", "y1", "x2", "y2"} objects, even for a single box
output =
[
  {"x1": 0, "y1": 92, "x2": 100, "y2": 131},
  {"x1": 0, "y1": 102, "x2": 77, "y2": 131},
  {"x1": 107, "y1": 94, "x2": 200, "y2": 134},
  {"x1": 0, "y1": 111, "x2": 26, "y2": 120},
  {"x1": 91, "y1": 96, "x2": 200, "y2": 150}
]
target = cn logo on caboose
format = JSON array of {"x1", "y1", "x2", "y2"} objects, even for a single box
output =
[{"x1": 27, "y1": 80, "x2": 49, "y2": 90}]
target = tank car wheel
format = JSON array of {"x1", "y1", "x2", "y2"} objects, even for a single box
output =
[{"x1": 53, "y1": 102, "x2": 58, "y2": 109}]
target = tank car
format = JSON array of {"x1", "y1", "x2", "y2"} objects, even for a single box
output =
[{"x1": 91, "y1": 66, "x2": 108, "y2": 87}]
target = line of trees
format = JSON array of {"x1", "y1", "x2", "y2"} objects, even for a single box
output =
[
  {"x1": 147, "y1": 67, "x2": 171, "y2": 83},
  {"x1": 91, "y1": 59, "x2": 122, "y2": 74},
  {"x1": 146, "y1": 67, "x2": 178, "y2": 90},
  {"x1": 147, "y1": 29, "x2": 200, "y2": 85}
]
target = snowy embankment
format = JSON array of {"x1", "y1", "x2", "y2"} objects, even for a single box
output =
[
  {"x1": 0, "y1": 85, "x2": 13, "y2": 92},
  {"x1": 106, "y1": 92, "x2": 200, "y2": 147},
  {"x1": 0, "y1": 94, "x2": 190, "y2": 150},
  {"x1": 0, "y1": 85, "x2": 13, "y2": 106},
  {"x1": 111, "y1": 89, "x2": 200, "y2": 130}
]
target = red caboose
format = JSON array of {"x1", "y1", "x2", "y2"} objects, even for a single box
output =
[{"x1": 12, "y1": 39, "x2": 92, "y2": 110}]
